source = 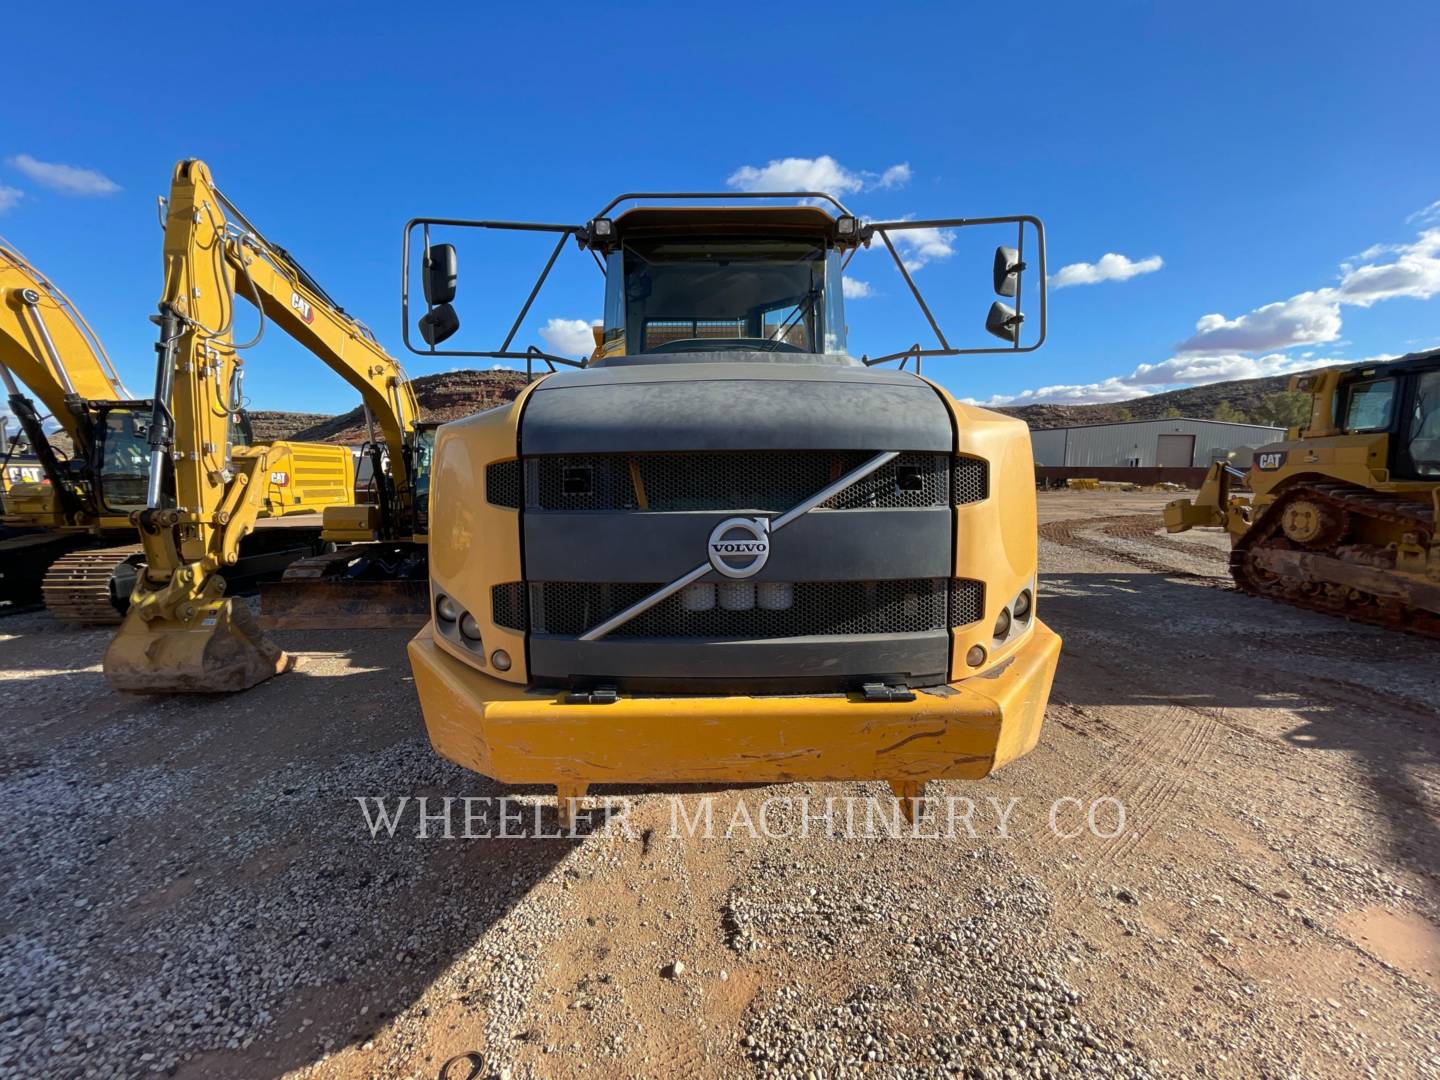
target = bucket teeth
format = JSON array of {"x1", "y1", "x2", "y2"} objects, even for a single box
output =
[{"x1": 104, "y1": 597, "x2": 290, "y2": 694}]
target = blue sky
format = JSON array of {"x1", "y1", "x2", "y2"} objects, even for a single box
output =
[{"x1": 3, "y1": 1, "x2": 1438, "y2": 417}]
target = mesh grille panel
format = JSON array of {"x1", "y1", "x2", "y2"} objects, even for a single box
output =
[
  {"x1": 491, "y1": 582, "x2": 527, "y2": 630},
  {"x1": 949, "y1": 579, "x2": 985, "y2": 626},
  {"x1": 530, "y1": 451, "x2": 950, "y2": 513},
  {"x1": 953, "y1": 456, "x2": 988, "y2": 505},
  {"x1": 485, "y1": 460, "x2": 522, "y2": 508},
  {"x1": 519, "y1": 578, "x2": 987, "y2": 639}
]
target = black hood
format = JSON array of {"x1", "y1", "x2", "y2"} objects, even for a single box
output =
[{"x1": 519, "y1": 357, "x2": 954, "y2": 455}]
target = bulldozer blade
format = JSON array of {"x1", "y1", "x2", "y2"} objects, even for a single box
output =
[
  {"x1": 257, "y1": 578, "x2": 428, "y2": 630},
  {"x1": 104, "y1": 598, "x2": 291, "y2": 694}
]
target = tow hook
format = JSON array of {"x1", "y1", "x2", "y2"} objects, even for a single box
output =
[
  {"x1": 860, "y1": 682, "x2": 916, "y2": 703},
  {"x1": 563, "y1": 685, "x2": 619, "y2": 705}
]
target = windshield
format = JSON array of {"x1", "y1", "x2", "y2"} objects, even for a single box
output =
[{"x1": 603, "y1": 237, "x2": 846, "y2": 357}]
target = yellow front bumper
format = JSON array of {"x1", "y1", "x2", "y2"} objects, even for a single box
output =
[{"x1": 407, "y1": 621, "x2": 1060, "y2": 787}]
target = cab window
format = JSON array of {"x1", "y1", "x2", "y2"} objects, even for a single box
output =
[
  {"x1": 1342, "y1": 378, "x2": 1395, "y2": 431},
  {"x1": 96, "y1": 409, "x2": 154, "y2": 514}
]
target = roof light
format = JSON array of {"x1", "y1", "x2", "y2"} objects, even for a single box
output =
[
  {"x1": 590, "y1": 217, "x2": 614, "y2": 238},
  {"x1": 836, "y1": 215, "x2": 858, "y2": 237}
]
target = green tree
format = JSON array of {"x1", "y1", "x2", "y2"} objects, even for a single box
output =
[
  {"x1": 1212, "y1": 400, "x2": 1249, "y2": 423},
  {"x1": 1113, "y1": 407, "x2": 1134, "y2": 422},
  {"x1": 1250, "y1": 390, "x2": 1310, "y2": 430},
  {"x1": 1160, "y1": 405, "x2": 1183, "y2": 419}
]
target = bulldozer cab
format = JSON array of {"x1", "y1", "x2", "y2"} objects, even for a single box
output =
[{"x1": 1334, "y1": 354, "x2": 1440, "y2": 479}]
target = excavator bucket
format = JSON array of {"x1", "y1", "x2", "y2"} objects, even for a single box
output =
[{"x1": 104, "y1": 596, "x2": 290, "y2": 694}]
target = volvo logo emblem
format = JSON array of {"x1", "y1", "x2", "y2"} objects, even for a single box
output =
[{"x1": 707, "y1": 517, "x2": 770, "y2": 579}]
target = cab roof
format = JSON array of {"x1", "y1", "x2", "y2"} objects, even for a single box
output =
[{"x1": 611, "y1": 204, "x2": 840, "y2": 243}]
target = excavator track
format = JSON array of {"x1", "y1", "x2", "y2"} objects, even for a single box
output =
[
  {"x1": 259, "y1": 543, "x2": 428, "y2": 629},
  {"x1": 40, "y1": 545, "x2": 142, "y2": 625},
  {"x1": 1231, "y1": 483, "x2": 1440, "y2": 639}
]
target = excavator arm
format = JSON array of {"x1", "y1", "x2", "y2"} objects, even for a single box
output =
[{"x1": 104, "y1": 159, "x2": 419, "y2": 692}]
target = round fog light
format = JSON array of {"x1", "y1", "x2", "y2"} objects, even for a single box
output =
[
  {"x1": 436, "y1": 594, "x2": 459, "y2": 622},
  {"x1": 491, "y1": 649, "x2": 512, "y2": 671},
  {"x1": 993, "y1": 608, "x2": 1012, "y2": 640},
  {"x1": 1013, "y1": 589, "x2": 1033, "y2": 621},
  {"x1": 966, "y1": 644, "x2": 987, "y2": 668},
  {"x1": 460, "y1": 612, "x2": 483, "y2": 642}
]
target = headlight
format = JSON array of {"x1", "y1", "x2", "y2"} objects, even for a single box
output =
[{"x1": 436, "y1": 594, "x2": 459, "y2": 622}]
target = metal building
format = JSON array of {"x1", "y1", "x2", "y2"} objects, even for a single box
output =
[{"x1": 1030, "y1": 418, "x2": 1284, "y2": 469}]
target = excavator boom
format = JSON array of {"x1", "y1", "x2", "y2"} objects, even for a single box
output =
[{"x1": 104, "y1": 160, "x2": 426, "y2": 692}]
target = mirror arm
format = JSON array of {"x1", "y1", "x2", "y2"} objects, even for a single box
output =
[
  {"x1": 500, "y1": 231, "x2": 571, "y2": 355},
  {"x1": 876, "y1": 228, "x2": 951, "y2": 352}
]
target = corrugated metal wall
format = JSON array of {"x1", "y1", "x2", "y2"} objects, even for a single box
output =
[
  {"x1": 1028, "y1": 419, "x2": 1283, "y2": 468},
  {"x1": 1030, "y1": 428, "x2": 1068, "y2": 466}
]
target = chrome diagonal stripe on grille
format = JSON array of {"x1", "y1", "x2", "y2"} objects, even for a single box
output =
[{"x1": 576, "y1": 451, "x2": 901, "y2": 642}]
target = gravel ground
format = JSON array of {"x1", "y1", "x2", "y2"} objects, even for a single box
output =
[{"x1": 2, "y1": 491, "x2": 1438, "y2": 1079}]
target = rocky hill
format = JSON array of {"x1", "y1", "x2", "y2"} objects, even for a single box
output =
[
  {"x1": 248, "y1": 370, "x2": 530, "y2": 444},
  {"x1": 994, "y1": 372, "x2": 1299, "y2": 429}
]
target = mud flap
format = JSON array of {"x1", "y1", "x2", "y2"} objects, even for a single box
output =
[
  {"x1": 257, "y1": 578, "x2": 428, "y2": 629},
  {"x1": 104, "y1": 597, "x2": 291, "y2": 694}
]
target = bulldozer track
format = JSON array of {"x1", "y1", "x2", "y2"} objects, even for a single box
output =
[
  {"x1": 1232, "y1": 483, "x2": 1439, "y2": 639},
  {"x1": 40, "y1": 545, "x2": 140, "y2": 625}
]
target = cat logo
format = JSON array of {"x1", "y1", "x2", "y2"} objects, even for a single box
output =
[
  {"x1": 270, "y1": 470, "x2": 290, "y2": 486},
  {"x1": 1255, "y1": 451, "x2": 1287, "y2": 471},
  {"x1": 290, "y1": 291, "x2": 315, "y2": 324}
]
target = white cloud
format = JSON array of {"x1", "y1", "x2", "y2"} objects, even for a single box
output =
[
  {"x1": 1051, "y1": 252, "x2": 1163, "y2": 289},
  {"x1": 876, "y1": 163, "x2": 912, "y2": 190},
  {"x1": 0, "y1": 185, "x2": 21, "y2": 213},
  {"x1": 538, "y1": 317, "x2": 600, "y2": 358},
  {"x1": 1335, "y1": 228, "x2": 1440, "y2": 306},
  {"x1": 842, "y1": 277, "x2": 873, "y2": 300},
  {"x1": 968, "y1": 352, "x2": 1374, "y2": 408},
  {"x1": 8, "y1": 155, "x2": 119, "y2": 196},
  {"x1": 1406, "y1": 200, "x2": 1440, "y2": 226},
  {"x1": 726, "y1": 155, "x2": 912, "y2": 196},
  {"x1": 1176, "y1": 291, "x2": 1343, "y2": 354},
  {"x1": 1177, "y1": 228, "x2": 1440, "y2": 354}
]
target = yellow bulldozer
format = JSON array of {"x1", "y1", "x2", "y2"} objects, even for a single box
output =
[
  {"x1": 1165, "y1": 350, "x2": 1439, "y2": 636},
  {"x1": 395, "y1": 192, "x2": 1060, "y2": 815},
  {"x1": 1, "y1": 237, "x2": 353, "y2": 622}
]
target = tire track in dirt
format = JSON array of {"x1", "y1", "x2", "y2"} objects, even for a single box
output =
[{"x1": 1040, "y1": 514, "x2": 1226, "y2": 579}]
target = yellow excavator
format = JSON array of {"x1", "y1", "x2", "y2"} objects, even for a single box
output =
[
  {"x1": 1165, "y1": 349, "x2": 1439, "y2": 636},
  {"x1": 1, "y1": 238, "x2": 352, "y2": 621},
  {"x1": 104, "y1": 159, "x2": 429, "y2": 691}
]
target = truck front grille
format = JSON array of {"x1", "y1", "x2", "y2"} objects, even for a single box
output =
[
  {"x1": 492, "y1": 578, "x2": 984, "y2": 638},
  {"x1": 531, "y1": 451, "x2": 953, "y2": 512}
]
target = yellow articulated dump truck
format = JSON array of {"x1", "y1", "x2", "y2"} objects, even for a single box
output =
[
  {"x1": 399, "y1": 193, "x2": 1059, "y2": 814},
  {"x1": 1166, "y1": 349, "x2": 1439, "y2": 636}
]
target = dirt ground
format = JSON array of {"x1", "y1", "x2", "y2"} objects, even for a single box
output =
[{"x1": 3, "y1": 491, "x2": 1438, "y2": 1079}]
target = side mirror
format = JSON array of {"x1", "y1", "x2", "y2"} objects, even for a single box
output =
[
  {"x1": 992, "y1": 246, "x2": 1023, "y2": 297},
  {"x1": 419, "y1": 303, "x2": 460, "y2": 345},
  {"x1": 985, "y1": 301, "x2": 1022, "y2": 343},
  {"x1": 423, "y1": 243, "x2": 458, "y2": 306}
]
